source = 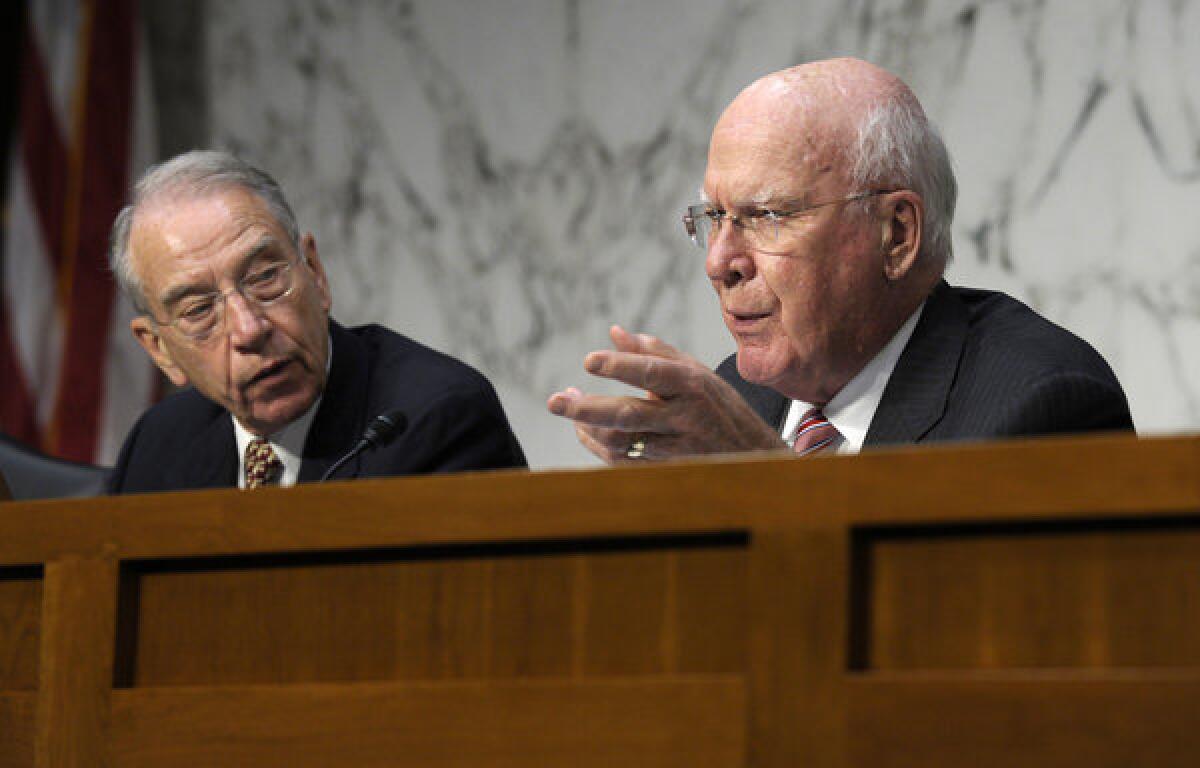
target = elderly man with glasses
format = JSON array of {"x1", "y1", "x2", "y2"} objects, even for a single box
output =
[
  {"x1": 109, "y1": 150, "x2": 525, "y2": 493},
  {"x1": 549, "y1": 58, "x2": 1132, "y2": 462}
]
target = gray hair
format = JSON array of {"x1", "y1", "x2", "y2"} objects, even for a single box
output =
[
  {"x1": 109, "y1": 149, "x2": 300, "y2": 313},
  {"x1": 852, "y1": 100, "x2": 957, "y2": 267}
]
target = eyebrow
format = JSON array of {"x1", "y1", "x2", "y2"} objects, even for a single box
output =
[
  {"x1": 157, "y1": 237, "x2": 281, "y2": 309},
  {"x1": 699, "y1": 187, "x2": 798, "y2": 208}
]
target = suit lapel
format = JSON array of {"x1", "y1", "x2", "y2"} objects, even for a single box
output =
[
  {"x1": 750, "y1": 387, "x2": 789, "y2": 432},
  {"x1": 298, "y1": 321, "x2": 370, "y2": 483},
  {"x1": 864, "y1": 281, "x2": 967, "y2": 446},
  {"x1": 718, "y1": 356, "x2": 790, "y2": 432},
  {"x1": 166, "y1": 406, "x2": 238, "y2": 489}
]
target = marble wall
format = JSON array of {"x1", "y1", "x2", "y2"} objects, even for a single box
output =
[{"x1": 204, "y1": 0, "x2": 1200, "y2": 468}]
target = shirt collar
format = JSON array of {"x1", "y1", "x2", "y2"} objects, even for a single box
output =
[{"x1": 781, "y1": 301, "x2": 925, "y2": 455}]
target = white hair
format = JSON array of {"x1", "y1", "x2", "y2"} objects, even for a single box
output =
[
  {"x1": 851, "y1": 100, "x2": 957, "y2": 267},
  {"x1": 108, "y1": 150, "x2": 300, "y2": 313}
]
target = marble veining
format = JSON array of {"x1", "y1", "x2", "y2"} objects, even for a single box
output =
[{"x1": 207, "y1": 0, "x2": 1200, "y2": 466}]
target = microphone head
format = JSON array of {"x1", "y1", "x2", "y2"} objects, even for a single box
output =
[{"x1": 362, "y1": 409, "x2": 408, "y2": 449}]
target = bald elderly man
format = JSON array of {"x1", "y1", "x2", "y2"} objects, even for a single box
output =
[{"x1": 548, "y1": 58, "x2": 1132, "y2": 461}]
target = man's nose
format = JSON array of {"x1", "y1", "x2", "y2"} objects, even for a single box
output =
[
  {"x1": 225, "y1": 292, "x2": 271, "y2": 347},
  {"x1": 705, "y1": 223, "x2": 755, "y2": 287}
]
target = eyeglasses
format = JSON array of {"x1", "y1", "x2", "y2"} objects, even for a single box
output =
[
  {"x1": 682, "y1": 190, "x2": 896, "y2": 250},
  {"x1": 154, "y1": 259, "x2": 299, "y2": 341}
]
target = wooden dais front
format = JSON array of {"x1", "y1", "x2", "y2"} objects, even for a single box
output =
[{"x1": 0, "y1": 433, "x2": 1197, "y2": 766}]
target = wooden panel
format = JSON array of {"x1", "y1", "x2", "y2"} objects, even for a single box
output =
[
  {"x1": 0, "y1": 570, "x2": 40, "y2": 690},
  {"x1": 0, "y1": 460, "x2": 753, "y2": 564},
  {"x1": 131, "y1": 557, "x2": 487, "y2": 685},
  {"x1": 392, "y1": 558, "x2": 493, "y2": 679},
  {"x1": 0, "y1": 692, "x2": 35, "y2": 768},
  {"x1": 579, "y1": 551, "x2": 671, "y2": 675},
  {"x1": 487, "y1": 555, "x2": 574, "y2": 677},
  {"x1": 110, "y1": 678, "x2": 745, "y2": 768},
  {"x1": 2, "y1": 435, "x2": 1194, "y2": 566},
  {"x1": 127, "y1": 544, "x2": 746, "y2": 685},
  {"x1": 676, "y1": 548, "x2": 746, "y2": 674},
  {"x1": 847, "y1": 672, "x2": 1200, "y2": 767},
  {"x1": 863, "y1": 524, "x2": 1200, "y2": 669},
  {"x1": 0, "y1": 434, "x2": 1194, "y2": 768},
  {"x1": 838, "y1": 434, "x2": 1200, "y2": 525},
  {"x1": 35, "y1": 558, "x2": 118, "y2": 768},
  {"x1": 748, "y1": 527, "x2": 849, "y2": 768}
]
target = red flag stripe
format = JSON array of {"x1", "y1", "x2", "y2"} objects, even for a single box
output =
[
  {"x1": 16, "y1": 17, "x2": 69, "y2": 270},
  {"x1": 49, "y1": 0, "x2": 136, "y2": 462},
  {"x1": 1, "y1": 14, "x2": 64, "y2": 449}
]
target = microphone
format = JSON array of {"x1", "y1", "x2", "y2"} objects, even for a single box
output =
[{"x1": 320, "y1": 409, "x2": 408, "y2": 482}]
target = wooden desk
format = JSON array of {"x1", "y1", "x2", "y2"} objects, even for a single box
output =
[{"x1": 1, "y1": 433, "x2": 1197, "y2": 767}]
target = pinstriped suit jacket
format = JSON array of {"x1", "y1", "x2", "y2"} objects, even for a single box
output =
[{"x1": 716, "y1": 282, "x2": 1134, "y2": 447}]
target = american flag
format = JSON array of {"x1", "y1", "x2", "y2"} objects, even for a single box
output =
[{"x1": 1, "y1": 0, "x2": 157, "y2": 465}]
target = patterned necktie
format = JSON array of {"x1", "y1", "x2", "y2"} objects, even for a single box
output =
[
  {"x1": 791, "y1": 408, "x2": 840, "y2": 456},
  {"x1": 244, "y1": 438, "x2": 283, "y2": 488}
]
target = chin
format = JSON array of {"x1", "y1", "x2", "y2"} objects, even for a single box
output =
[
  {"x1": 245, "y1": 389, "x2": 320, "y2": 435},
  {"x1": 735, "y1": 348, "x2": 789, "y2": 387}
]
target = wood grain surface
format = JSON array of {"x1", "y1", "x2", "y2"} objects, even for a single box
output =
[
  {"x1": 109, "y1": 677, "x2": 744, "y2": 768},
  {"x1": 862, "y1": 523, "x2": 1200, "y2": 669},
  {"x1": 847, "y1": 671, "x2": 1200, "y2": 767},
  {"x1": 123, "y1": 544, "x2": 746, "y2": 686},
  {"x1": 0, "y1": 571, "x2": 40, "y2": 691},
  {"x1": 0, "y1": 434, "x2": 1194, "y2": 566},
  {"x1": 0, "y1": 433, "x2": 1195, "y2": 767},
  {"x1": 0, "y1": 692, "x2": 34, "y2": 768},
  {"x1": 35, "y1": 559, "x2": 117, "y2": 768}
]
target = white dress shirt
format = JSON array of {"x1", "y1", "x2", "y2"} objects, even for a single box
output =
[{"x1": 781, "y1": 303, "x2": 925, "y2": 455}]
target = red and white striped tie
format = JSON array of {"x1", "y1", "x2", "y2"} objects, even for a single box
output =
[{"x1": 791, "y1": 408, "x2": 839, "y2": 456}]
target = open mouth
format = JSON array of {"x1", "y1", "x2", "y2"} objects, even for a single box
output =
[
  {"x1": 727, "y1": 310, "x2": 771, "y2": 327},
  {"x1": 247, "y1": 358, "x2": 291, "y2": 387}
]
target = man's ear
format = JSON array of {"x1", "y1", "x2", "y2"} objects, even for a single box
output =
[
  {"x1": 131, "y1": 316, "x2": 189, "y2": 388},
  {"x1": 300, "y1": 233, "x2": 332, "y2": 313},
  {"x1": 880, "y1": 190, "x2": 924, "y2": 282}
]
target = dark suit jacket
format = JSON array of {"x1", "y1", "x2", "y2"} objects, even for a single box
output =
[
  {"x1": 110, "y1": 321, "x2": 526, "y2": 493},
  {"x1": 717, "y1": 282, "x2": 1134, "y2": 447}
]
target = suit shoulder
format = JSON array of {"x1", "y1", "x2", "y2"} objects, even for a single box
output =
[
  {"x1": 943, "y1": 285, "x2": 1132, "y2": 432},
  {"x1": 953, "y1": 286, "x2": 1119, "y2": 383},
  {"x1": 125, "y1": 387, "x2": 226, "y2": 439},
  {"x1": 348, "y1": 323, "x2": 496, "y2": 396},
  {"x1": 339, "y1": 324, "x2": 526, "y2": 472},
  {"x1": 109, "y1": 388, "x2": 227, "y2": 493}
]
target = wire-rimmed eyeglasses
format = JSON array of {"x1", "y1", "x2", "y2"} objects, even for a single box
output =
[
  {"x1": 682, "y1": 190, "x2": 897, "y2": 250},
  {"x1": 152, "y1": 258, "x2": 299, "y2": 342}
]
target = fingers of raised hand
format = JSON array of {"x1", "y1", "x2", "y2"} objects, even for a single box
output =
[
  {"x1": 577, "y1": 423, "x2": 697, "y2": 464},
  {"x1": 546, "y1": 387, "x2": 583, "y2": 418},
  {"x1": 609, "y1": 325, "x2": 683, "y2": 360},
  {"x1": 584, "y1": 351, "x2": 699, "y2": 398},
  {"x1": 575, "y1": 423, "x2": 644, "y2": 464},
  {"x1": 563, "y1": 393, "x2": 672, "y2": 432}
]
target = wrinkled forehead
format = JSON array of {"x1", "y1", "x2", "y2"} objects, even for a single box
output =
[
  {"x1": 133, "y1": 187, "x2": 278, "y2": 259},
  {"x1": 129, "y1": 188, "x2": 285, "y2": 284}
]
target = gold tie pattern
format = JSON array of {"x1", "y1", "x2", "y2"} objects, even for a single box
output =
[{"x1": 244, "y1": 438, "x2": 283, "y2": 488}]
